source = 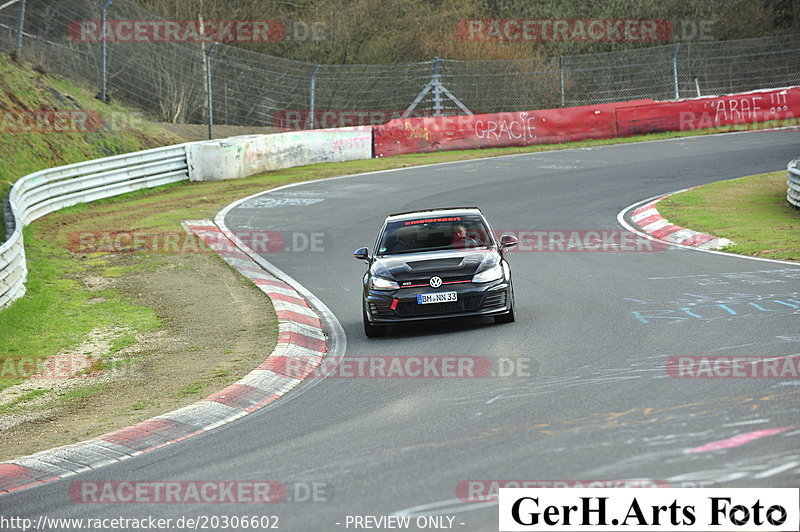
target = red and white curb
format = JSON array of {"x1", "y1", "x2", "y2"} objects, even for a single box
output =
[
  {"x1": 0, "y1": 220, "x2": 332, "y2": 495},
  {"x1": 629, "y1": 190, "x2": 734, "y2": 250}
]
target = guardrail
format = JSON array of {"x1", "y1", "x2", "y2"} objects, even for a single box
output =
[
  {"x1": 0, "y1": 144, "x2": 190, "y2": 310},
  {"x1": 789, "y1": 158, "x2": 800, "y2": 208}
]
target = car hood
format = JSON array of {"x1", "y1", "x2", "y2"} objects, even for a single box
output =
[{"x1": 372, "y1": 247, "x2": 499, "y2": 281}]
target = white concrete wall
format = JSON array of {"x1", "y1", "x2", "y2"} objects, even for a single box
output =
[{"x1": 187, "y1": 127, "x2": 373, "y2": 181}]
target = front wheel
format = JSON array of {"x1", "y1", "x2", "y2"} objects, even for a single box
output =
[{"x1": 363, "y1": 308, "x2": 388, "y2": 337}]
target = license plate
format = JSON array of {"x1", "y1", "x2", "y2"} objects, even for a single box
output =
[{"x1": 417, "y1": 291, "x2": 458, "y2": 304}]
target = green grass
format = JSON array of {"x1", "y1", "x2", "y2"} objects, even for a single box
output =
[
  {"x1": 108, "y1": 333, "x2": 137, "y2": 356},
  {"x1": 0, "y1": 55, "x2": 180, "y2": 183},
  {"x1": 175, "y1": 381, "x2": 204, "y2": 398},
  {"x1": 0, "y1": 54, "x2": 182, "y2": 241},
  {"x1": 0, "y1": 54, "x2": 183, "y2": 393},
  {"x1": 58, "y1": 384, "x2": 107, "y2": 401},
  {"x1": 657, "y1": 171, "x2": 800, "y2": 261},
  {"x1": 0, "y1": 222, "x2": 161, "y2": 392},
  {"x1": 0, "y1": 389, "x2": 49, "y2": 416}
]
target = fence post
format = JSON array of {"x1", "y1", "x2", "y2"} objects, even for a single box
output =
[
  {"x1": 99, "y1": 0, "x2": 114, "y2": 102},
  {"x1": 14, "y1": 0, "x2": 25, "y2": 56},
  {"x1": 2, "y1": 192, "x2": 14, "y2": 244},
  {"x1": 432, "y1": 57, "x2": 443, "y2": 116},
  {"x1": 205, "y1": 42, "x2": 218, "y2": 140},
  {"x1": 559, "y1": 55, "x2": 565, "y2": 107},
  {"x1": 308, "y1": 64, "x2": 320, "y2": 129},
  {"x1": 672, "y1": 42, "x2": 681, "y2": 100}
]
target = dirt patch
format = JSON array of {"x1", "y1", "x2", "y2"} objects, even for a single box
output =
[{"x1": 0, "y1": 251, "x2": 277, "y2": 460}]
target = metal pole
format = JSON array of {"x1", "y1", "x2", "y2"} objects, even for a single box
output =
[
  {"x1": 308, "y1": 64, "x2": 320, "y2": 129},
  {"x1": 431, "y1": 57, "x2": 443, "y2": 117},
  {"x1": 672, "y1": 42, "x2": 681, "y2": 100},
  {"x1": 206, "y1": 42, "x2": 218, "y2": 140},
  {"x1": 694, "y1": 77, "x2": 701, "y2": 97},
  {"x1": 99, "y1": 0, "x2": 113, "y2": 102},
  {"x1": 559, "y1": 55, "x2": 565, "y2": 107},
  {"x1": 14, "y1": 0, "x2": 25, "y2": 56}
]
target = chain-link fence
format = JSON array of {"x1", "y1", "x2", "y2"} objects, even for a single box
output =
[{"x1": 2, "y1": 0, "x2": 799, "y2": 131}]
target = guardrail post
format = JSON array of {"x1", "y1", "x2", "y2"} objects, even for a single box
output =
[
  {"x1": 559, "y1": 55, "x2": 565, "y2": 107},
  {"x1": 672, "y1": 43, "x2": 681, "y2": 100},
  {"x1": 98, "y1": 0, "x2": 113, "y2": 103},
  {"x1": 788, "y1": 158, "x2": 800, "y2": 208},
  {"x1": 14, "y1": 0, "x2": 25, "y2": 56},
  {"x1": 205, "y1": 42, "x2": 218, "y2": 140},
  {"x1": 308, "y1": 64, "x2": 321, "y2": 129},
  {"x1": 2, "y1": 193, "x2": 14, "y2": 242}
]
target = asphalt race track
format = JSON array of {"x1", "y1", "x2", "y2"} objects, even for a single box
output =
[{"x1": 4, "y1": 130, "x2": 800, "y2": 531}]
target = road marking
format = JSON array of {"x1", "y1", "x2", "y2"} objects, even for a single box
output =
[
  {"x1": 754, "y1": 461, "x2": 800, "y2": 479},
  {"x1": 685, "y1": 426, "x2": 794, "y2": 454},
  {"x1": 393, "y1": 498, "x2": 495, "y2": 517}
]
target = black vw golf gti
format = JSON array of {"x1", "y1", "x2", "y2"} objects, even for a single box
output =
[{"x1": 354, "y1": 208, "x2": 518, "y2": 337}]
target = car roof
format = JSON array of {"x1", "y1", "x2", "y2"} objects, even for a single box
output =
[{"x1": 385, "y1": 207, "x2": 484, "y2": 222}]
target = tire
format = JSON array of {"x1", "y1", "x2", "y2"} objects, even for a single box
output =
[
  {"x1": 363, "y1": 308, "x2": 388, "y2": 337},
  {"x1": 494, "y1": 291, "x2": 515, "y2": 324}
]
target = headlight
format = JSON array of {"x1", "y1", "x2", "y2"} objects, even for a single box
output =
[
  {"x1": 369, "y1": 276, "x2": 399, "y2": 290},
  {"x1": 472, "y1": 263, "x2": 504, "y2": 283}
]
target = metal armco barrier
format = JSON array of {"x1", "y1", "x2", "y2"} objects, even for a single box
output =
[
  {"x1": 789, "y1": 158, "x2": 800, "y2": 208},
  {"x1": 0, "y1": 144, "x2": 190, "y2": 310}
]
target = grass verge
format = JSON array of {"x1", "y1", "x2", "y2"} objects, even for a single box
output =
[{"x1": 657, "y1": 171, "x2": 800, "y2": 261}]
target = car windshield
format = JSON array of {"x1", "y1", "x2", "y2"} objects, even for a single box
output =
[{"x1": 376, "y1": 214, "x2": 494, "y2": 255}]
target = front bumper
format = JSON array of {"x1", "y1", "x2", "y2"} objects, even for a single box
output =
[{"x1": 364, "y1": 279, "x2": 512, "y2": 323}]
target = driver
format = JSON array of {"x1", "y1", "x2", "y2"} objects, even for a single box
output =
[{"x1": 451, "y1": 223, "x2": 478, "y2": 248}]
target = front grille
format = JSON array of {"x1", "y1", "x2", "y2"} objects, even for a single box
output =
[
  {"x1": 483, "y1": 291, "x2": 507, "y2": 309},
  {"x1": 399, "y1": 275, "x2": 473, "y2": 288},
  {"x1": 370, "y1": 289, "x2": 507, "y2": 320},
  {"x1": 396, "y1": 294, "x2": 483, "y2": 316}
]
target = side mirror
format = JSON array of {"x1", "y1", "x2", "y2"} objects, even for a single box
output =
[
  {"x1": 353, "y1": 247, "x2": 370, "y2": 261},
  {"x1": 499, "y1": 234, "x2": 518, "y2": 250}
]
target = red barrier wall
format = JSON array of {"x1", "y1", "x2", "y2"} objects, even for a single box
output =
[
  {"x1": 374, "y1": 100, "x2": 652, "y2": 157},
  {"x1": 373, "y1": 87, "x2": 798, "y2": 157},
  {"x1": 616, "y1": 87, "x2": 800, "y2": 136}
]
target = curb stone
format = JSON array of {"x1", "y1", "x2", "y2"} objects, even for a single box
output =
[{"x1": 630, "y1": 189, "x2": 734, "y2": 250}]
